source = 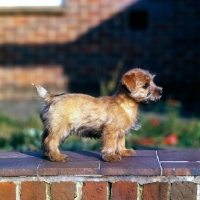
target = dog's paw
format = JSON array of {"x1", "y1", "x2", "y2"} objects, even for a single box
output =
[
  {"x1": 102, "y1": 154, "x2": 122, "y2": 162},
  {"x1": 119, "y1": 148, "x2": 136, "y2": 157},
  {"x1": 48, "y1": 153, "x2": 68, "y2": 162}
]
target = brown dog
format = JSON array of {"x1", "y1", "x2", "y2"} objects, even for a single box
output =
[{"x1": 33, "y1": 68, "x2": 162, "y2": 162}]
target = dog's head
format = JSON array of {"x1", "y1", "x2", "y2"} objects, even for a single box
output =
[{"x1": 121, "y1": 68, "x2": 162, "y2": 103}]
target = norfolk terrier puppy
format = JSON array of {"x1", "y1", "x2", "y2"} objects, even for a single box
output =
[{"x1": 33, "y1": 68, "x2": 162, "y2": 162}]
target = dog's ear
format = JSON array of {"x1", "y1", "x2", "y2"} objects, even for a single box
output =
[{"x1": 121, "y1": 73, "x2": 136, "y2": 92}]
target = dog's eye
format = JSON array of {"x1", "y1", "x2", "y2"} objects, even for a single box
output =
[{"x1": 142, "y1": 83, "x2": 149, "y2": 89}]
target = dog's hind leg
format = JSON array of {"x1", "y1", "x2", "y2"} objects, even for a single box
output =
[
  {"x1": 42, "y1": 129, "x2": 68, "y2": 162},
  {"x1": 41, "y1": 129, "x2": 48, "y2": 156}
]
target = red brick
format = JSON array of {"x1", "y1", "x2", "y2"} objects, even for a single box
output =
[
  {"x1": 21, "y1": 181, "x2": 46, "y2": 200},
  {"x1": 0, "y1": 182, "x2": 16, "y2": 200},
  {"x1": 111, "y1": 181, "x2": 137, "y2": 200},
  {"x1": 87, "y1": 0, "x2": 99, "y2": 3},
  {"x1": 50, "y1": 182, "x2": 76, "y2": 200},
  {"x1": 142, "y1": 182, "x2": 168, "y2": 200},
  {"x1": 82, "y1": 182, "x2": 107, "y2": 200},
  {"x1": 13, "y1": 17, "x2": 30, "y2": 25},
  {"x1": 171, "y1": 182, "x2": 197, "y2": 200}
]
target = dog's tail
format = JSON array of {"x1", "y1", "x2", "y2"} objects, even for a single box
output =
[{"x1": 32, "y1": 83, "x2": 52, "y2": 103}]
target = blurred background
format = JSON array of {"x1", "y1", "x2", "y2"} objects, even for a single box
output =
[{"x1": 0, "y1": 0, "x2": 200, "y2": 152}]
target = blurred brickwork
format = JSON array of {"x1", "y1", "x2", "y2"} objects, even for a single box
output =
[
  {"x1": 0, "y1": 0, "x2": 199, "y2": 109},
  {"x1": 0, "y1": 66, "x2": 67, "y2": 100},
  {"x1": 0, "y1": 0, "x2": 133, "y2": 100}
]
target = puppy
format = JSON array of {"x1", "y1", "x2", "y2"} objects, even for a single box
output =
[{"x1": 33, "y1": 68, "x2": 162, "y2": 162}]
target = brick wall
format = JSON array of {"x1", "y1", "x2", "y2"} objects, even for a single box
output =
[
  {"x1": 0, "y1": 0, "x2": 134, "y2": 100},
  {"x1": 0, "y1": 66, "x2": 67, "y2": 100},
  {"x1": 0, "y1": 0, "x2": 200, "y2": 111},
  {"x1": 0, "y1": 180, "x2": 198, "y2": 200}
]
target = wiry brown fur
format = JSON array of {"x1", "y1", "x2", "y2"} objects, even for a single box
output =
[{"x1": 33, "y1": 68, "x2": 162, "y2": 162}]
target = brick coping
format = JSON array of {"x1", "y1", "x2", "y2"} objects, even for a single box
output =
[{"x1": 1, "y1": 150, "x2": 200, "y2": 177}]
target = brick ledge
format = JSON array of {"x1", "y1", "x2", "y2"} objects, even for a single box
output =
[{"x1": 1, "y1": 150, "x2": 200, "y2": 177}]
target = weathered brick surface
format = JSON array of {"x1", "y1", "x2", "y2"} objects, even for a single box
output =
[
  {"x1": 21, "y1": 181, "x2": 46, "y2": 200},
  {"x1": 82, "y1": 181, "x2": 107, "y2": 200},
  {"x1": 142, "y1": 182, "x2": 168, "y2": 200},
  {"x1": 0, "y1": 182, "x2": 16, "y2": 200},
  {"x1": 171, "y1": 182, "x2": 197, "y2": 200},
  {"x1": 111, "y1": 181, "x2": 137, "y2": 200},
  {"x1": 50, "y1": 182, "x2": 76, "y2": 200}
]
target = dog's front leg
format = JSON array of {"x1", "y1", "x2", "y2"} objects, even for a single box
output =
[
  {"x1": 101, "y1": 127, "x2": 122, "y2": 162},
  {"x1": 117, "y1": 135, "x2": 136, "y2": 157}
]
